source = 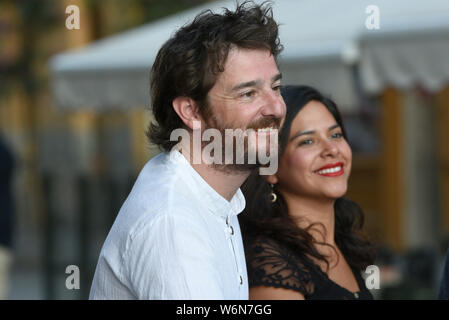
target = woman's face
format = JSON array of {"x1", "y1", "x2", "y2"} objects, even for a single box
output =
[{"x1": 275, "y1": 100, "x2": 352, "y2": 201}]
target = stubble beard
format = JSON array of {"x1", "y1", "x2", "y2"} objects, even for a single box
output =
[{"x1": 201, "y1": 106, "x2": 281, "y2": 175}]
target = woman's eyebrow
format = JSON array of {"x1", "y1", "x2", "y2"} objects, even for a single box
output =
[
  {"x1": 289, "y1": 123, "x2": 340, "y2": 142},
  {"x1": 290, "y1": 130, "x2": 314, "y2": 142}
]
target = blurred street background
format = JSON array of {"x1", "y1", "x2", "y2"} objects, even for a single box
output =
[{"x1": 1, "y1": 0, "x2": 449, "y2": 299}]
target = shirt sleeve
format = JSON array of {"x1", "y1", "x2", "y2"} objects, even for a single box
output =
[
  {"x1": 124, "y1": 212, "x2": 225, "y2": 299},
  {"x1": 245, "y1": 236, "x2": 314, "y2": 296}
]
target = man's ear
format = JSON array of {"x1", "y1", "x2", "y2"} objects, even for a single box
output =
[
  {"x1": 172, "y1": 96, "x2": 203, "y2": 130},
  {"x1": 265, "y1": 174, "x2": 279, "y2": 185}
]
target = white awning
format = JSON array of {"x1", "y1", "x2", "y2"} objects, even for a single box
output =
[
  {"x1": 360, "y1": 14, "x2": 449, "y2": 94},
  {"x1": 49, "y1": 0, "x2": 449, "y2": 111}
]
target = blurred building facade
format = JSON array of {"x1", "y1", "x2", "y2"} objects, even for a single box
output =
[{"x1": 0, "y1": 0, "x2": 212, "y2": 299}]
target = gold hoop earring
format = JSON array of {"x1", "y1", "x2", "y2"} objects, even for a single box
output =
[{"x1": 270, "y1": 184, "x2": 277, "y2": 203}]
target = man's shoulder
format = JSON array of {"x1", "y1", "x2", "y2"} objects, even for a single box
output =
[
  {"x1": 98, "y1": 192, "x2": 201, "y2": 278},
  {"x1": 125, "y1": 151, "x2": 191, "y2": 209},
  {"x1": 101, "y1": 151, "x2": 203, "y2": 252},
  {"x1": 133, "y1": 151, "x2": 194, "y2": 194}
]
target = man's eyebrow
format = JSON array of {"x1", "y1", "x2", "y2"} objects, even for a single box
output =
[
  {"x1": 230, "y1": 73, "x2": 282, "y2": 92},
  {"x1": 272, "y1": 73, "x2": 282, "y2": 83},
  {"x1": 231, "y1": 80, "x2": 261, "y2": 92},
  {"x1": 289, "y1": 123, "x2": 340, "y2": 142}
]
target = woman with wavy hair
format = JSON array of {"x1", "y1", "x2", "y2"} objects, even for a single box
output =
[{"x1": 240, "y1": 85, "x2": 376, "y2": 300}]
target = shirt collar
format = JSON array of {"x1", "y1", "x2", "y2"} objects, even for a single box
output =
[{"x1": 167, "y1": 150, "x2": 246, "y2": 219}]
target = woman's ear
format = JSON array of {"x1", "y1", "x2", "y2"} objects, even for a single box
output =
[
  {"x1": 265, "y1": 174, "x2": 279, "y2": 185},
  {"x1": 172, "y1": 96, "x2": 203, "y2": 130}
]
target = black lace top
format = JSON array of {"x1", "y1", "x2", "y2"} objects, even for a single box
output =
[{"x1": 245, "y1": 236, "x2": 373, "y2": 300}]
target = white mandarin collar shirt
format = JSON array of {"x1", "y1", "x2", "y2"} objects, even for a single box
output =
[
  {"x1": 172, "y1": 150, "x2": 245, "y2": 219},
  {"x1": 89, "y1": 150, "x2": 248, "y2": 300}
]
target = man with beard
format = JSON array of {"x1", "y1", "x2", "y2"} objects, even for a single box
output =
[{"x1": 90, "y1": 1, "x2": 285, "y2": 300}]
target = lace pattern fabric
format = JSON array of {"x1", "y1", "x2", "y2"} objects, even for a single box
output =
[
  {"x1": 245, "y1": 236, "x2": 373, "y2": 300},
  {"x1": 246, "y1": 237, "x2": 315, "y2": 296}
]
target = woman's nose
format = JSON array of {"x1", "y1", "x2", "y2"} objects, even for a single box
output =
[{"x1": 321, "y1": 139, "x2": 339, "y2": 157}]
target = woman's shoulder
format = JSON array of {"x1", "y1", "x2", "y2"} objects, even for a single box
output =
[
  {"x1": 244, "y1": 235, "x2": 315, "y2": 295},
  {"x1": 245, "y1": 235, "x2": 309, "y2": 262},
  {"x1": 244, "y1": 235, "x2": 284, "y2": 256}
]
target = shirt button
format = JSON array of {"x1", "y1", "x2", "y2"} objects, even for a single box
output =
[
  {"x1": 230, "y1": 225, "x2": 234, "y2": 235},
  {"x1": 239, "y1": 275, "x2": 243, "y2": 285}
]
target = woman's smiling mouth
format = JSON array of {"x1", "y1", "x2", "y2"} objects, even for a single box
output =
[{"x1": 315, "y1": 162, "x2": 344, "y2": 177}]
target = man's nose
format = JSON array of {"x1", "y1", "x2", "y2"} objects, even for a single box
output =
[{"x1": 260, "y1": 90, "x2": 286, "y2": 119}]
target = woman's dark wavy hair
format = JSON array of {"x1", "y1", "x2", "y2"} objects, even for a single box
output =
[
  {"x1": 240, "y1": 85, "x2": 375, "y2": 272},
  {"x1": 147, "y1": 1, "x2": 283, "y2": 151}
]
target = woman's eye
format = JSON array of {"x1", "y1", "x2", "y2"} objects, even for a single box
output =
[{"x1": 299, "y1": 139, "x2": 313, "y2": 146}]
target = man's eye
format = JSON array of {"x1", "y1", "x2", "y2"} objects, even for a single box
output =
[
  {"x1": 272, "y1": 85, "x2": 281, "y2": 91},
  {"x1": 332, "y1": 132, "x2": 343, "y2": 139},
  {"x1": 241, "y1": 90, "x2": 255, "y2": 98}
]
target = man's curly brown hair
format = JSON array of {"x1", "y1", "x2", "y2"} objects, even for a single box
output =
[{"x1": 146, "y1": 1, "x2": 283, "y2": 151}]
